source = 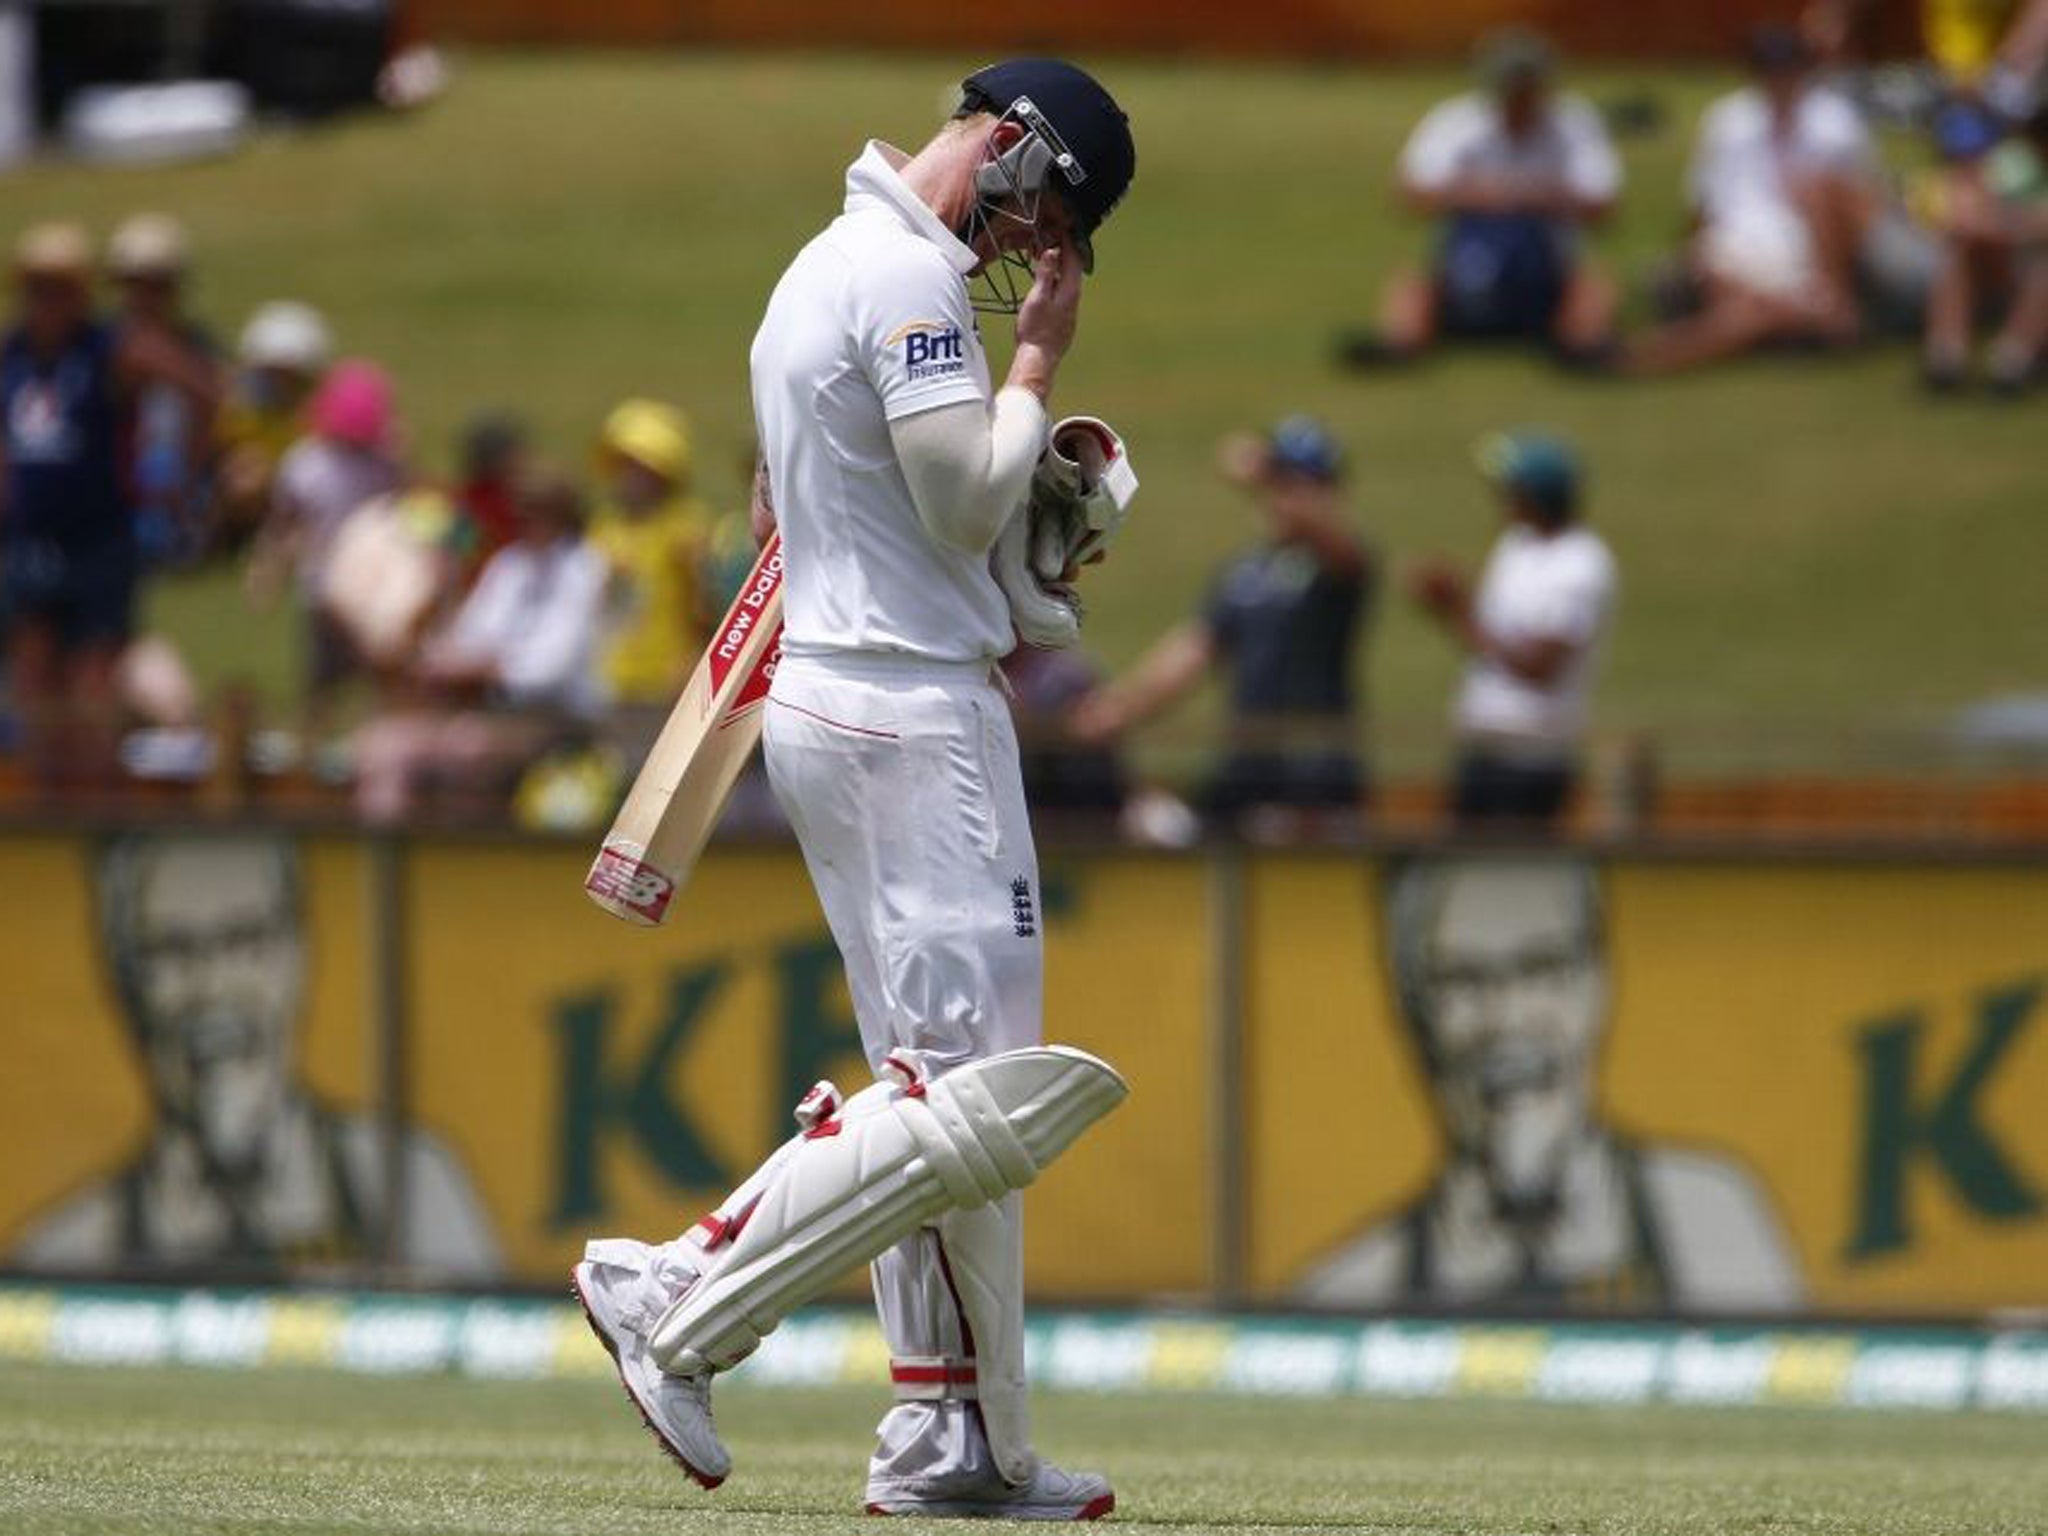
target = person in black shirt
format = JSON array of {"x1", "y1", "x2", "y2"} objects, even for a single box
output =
[
  {"x1": 1, "y1": 224, "x2": 214, "y2": 791},
  {"x1": 1070, "y1": 417, "x2": 1373, "y2": 835}
]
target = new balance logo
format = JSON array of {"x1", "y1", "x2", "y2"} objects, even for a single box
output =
[
  {"x1": 587, "y1": 846, "x2": 675, "y2": 922},
  {"x1": 1010, "y1": 876, "x2": 1036, "y2": 939}
]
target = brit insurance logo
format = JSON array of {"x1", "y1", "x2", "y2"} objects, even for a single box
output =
[{"x1": 888, "y1": 319, "x2": 968, "y2": 383}]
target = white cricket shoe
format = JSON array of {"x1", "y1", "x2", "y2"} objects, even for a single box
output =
[
  {"x1": 866, "y1": 1461, "x2": 1115, "y2": 1521},
  {"x1": 572, "y1": 1256, "x2": 730, "y2": 1489}
]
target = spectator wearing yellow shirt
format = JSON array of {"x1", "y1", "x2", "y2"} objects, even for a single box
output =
[
  {"x1": 214, "y1": 301, "x2": 332, "y2": 553},
  {"x1": 589, "y1": 399, "x2": 714, "y2": 742}
]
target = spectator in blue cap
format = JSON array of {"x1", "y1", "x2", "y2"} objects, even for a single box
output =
[
  {"x1": 1071, "y1": 417, "x2": 1374, "y2": 837},
  {"x1": 1410, "y1": 429, "x2": 1616, "y2": 830}
]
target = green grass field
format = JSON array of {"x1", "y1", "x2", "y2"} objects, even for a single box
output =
[
  {"x1": 2, "y1": 1364, "x2": 2045, "y2": 1535},
  {"x1": 11, "y1": 52, "x2": 2047, "y2": 774}
]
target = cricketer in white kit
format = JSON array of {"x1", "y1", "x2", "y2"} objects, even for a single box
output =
[{"x1": 573, "y1": 59, "x2": 1138, "y2": 1522}]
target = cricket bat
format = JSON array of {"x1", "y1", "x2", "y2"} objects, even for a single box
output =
[{"x1": 584, "y1": 532, "x2": 785, "y2": 925}]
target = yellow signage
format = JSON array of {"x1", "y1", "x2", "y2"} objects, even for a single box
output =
[
  {"x1": 0, "y1": 833, "x2": 1210, "y2": 1299},
  {"x1": 1247, "y1": 855, "x2": 2048, "y2": 1315},
  {"x1": 5, "y1": 833, "x2": 2044, "y2": 1317}
]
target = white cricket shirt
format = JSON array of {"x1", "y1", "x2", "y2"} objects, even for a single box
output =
[
  {"x1": 1454, "y1": 523, "x2": 1616, "y2": 754},
  {"x1": 751, "y1": 141, "x2": 1013, "y2": 663}
]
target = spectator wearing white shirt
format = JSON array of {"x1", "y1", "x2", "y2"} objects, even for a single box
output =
[
  {"x1": 1410, "y1": 431, "x2": 1615, "y2": 831},
  {"x1": 1341, "y1": 29, "x2": 1622, "y2": 370},
  {"x1": 353, "y1": 467, "x2": 609, "y2": 824},
  {"x1": 1628, "y1": 27, "x2": 1890, "y2": 375}
]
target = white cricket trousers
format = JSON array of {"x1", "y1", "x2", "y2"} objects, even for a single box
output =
[{"x1": 763, "y1": 650, "x2": 1043, "y2": 1494}]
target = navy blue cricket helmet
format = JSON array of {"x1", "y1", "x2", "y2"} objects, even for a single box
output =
[{"x1": 953, "y1": 59, "x2": 1135, "y2": 311}]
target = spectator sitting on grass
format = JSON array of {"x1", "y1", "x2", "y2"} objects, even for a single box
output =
[
  {"x1": 248, "y1": 358, "x2": 404, "y2": 738},
  {"x1": 1338, "y1": 28, "x2": 1622, "y2": 371},
  {"x1": 353, "y1": 466, "x2": 608, "y2": 824},
  {"x1": 588, "y1": 399, "x2": 713, "y2": 744},
  {"x1": 2, "y1": 223, "x2": 216, "y2": 794},
  {"x1": 106, "y1": 214, "x2": 222, "y2": 571},
  {"x1": 1625, "y1": 27, "x2": 1893, "y2": 375},
  {"x1": 214, "y1": 301, "x2": 332, "y2": 553},
  {"x1": 1070, "y1": 417, "x2": 1373, "y2": 840},
  {"x1": 1919, "y1": 96, "x2": 2048, "y2": 392},
  {"x1": 1409, "y1": 430, "x2": 1616, "y2": 833}
]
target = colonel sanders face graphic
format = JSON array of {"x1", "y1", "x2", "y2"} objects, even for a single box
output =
[
  {"x1": 1386, "y1": 857, "x2": 1607, "y2": 1221},
  {"x1": 99, "y1": 835, "x2": 304, "y2": 1173}
]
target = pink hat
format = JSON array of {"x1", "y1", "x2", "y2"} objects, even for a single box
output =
[{"x1": 309, "y1": 359, "x2": 394, "y2": 448}]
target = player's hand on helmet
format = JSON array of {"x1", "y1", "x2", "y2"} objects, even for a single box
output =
[{"x1": 1015, "y1": 243, "x2": 1083, "y2": 360}]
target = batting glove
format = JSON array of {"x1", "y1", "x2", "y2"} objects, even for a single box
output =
[{"x1": 991, "y1": 416, "x2": 1139, "y2": 650}]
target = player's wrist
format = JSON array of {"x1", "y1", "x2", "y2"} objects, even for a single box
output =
[{"x1": 1007, "y1": 343, "x2": 1061, "y2": 404}]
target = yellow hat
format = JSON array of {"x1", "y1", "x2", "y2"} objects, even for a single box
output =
[
  {"x1": 16, "y1": 222, "x2": 93, "y2": 278},
  {"x1": 107, "y1": 213, "x2": 189, "y2": 277},
  {"x1": 598, "y1": 398, "x2": 691, "y2": 483}
]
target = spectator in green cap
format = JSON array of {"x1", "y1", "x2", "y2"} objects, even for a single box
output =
[{"x1": 1409, "y1": 430, "x2": 1616, "y2": 831}]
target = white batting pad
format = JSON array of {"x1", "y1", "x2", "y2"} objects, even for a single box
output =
[
  {"x1": 938, "y1": 1196, "x2": 1035, "y2": 1484},
  {"x1": 647, "y1": 1046, "x2": 1127, "y2": 1377}
]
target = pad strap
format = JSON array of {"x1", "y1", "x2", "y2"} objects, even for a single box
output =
[{"x1": 889, "y1": 1355, "x2": 979, "y2": 1402}]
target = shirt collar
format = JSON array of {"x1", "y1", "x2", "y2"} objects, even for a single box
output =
[{"x1": 844, "y1": 140, "x2": 979, "y2": 276}]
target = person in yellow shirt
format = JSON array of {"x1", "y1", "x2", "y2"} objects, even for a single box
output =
[
  {"x1": 1928, "y1": 0, "x2": 2035, "y2": 76},
  {"x1": 213, "y1": 301, "x2": 332, "y2": 553},
  {"x1": 588, "y1": 399, "x2": 714, "y2": 725}
]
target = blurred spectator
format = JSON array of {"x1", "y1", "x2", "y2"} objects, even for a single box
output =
[
  {"x1": 1409, "y1": 431, "x2": 1616, "y2": 832},
  {"x1": 107, "y1": 213, "x2": 222, "y2": 569},
  {"x1": 248, "y1": 358, "x2": 403, "y2": 734},
  {"x1": 1001, "y1": 643, "x2": 1129, "y2": 824},
  {"x1": 2, "y1": 223, "x2": 213, "y2": 792},
  {"x1": 1919, "y1": 96, "x2": 2048, "y2": 391},
  {"x1": 354, "y1": 467, "x2": 608, "y2": 824},
  {"x1": 1807, "y1": 0, "x2": 2048, "y2": 116},
  {"x1": 1070, "y1": 418, "x2": 1373, "y2": 838},
  {"x1": 589, "y1": 399, "x2": 713, "y2": 739},
  {"x1": 215, "y1": 300, "x2": 332, "y2": 552},
  {"x1": 320, "y1": 485, "x2": 473, "y2": 675},
  {"x1": 454, "y1": 410, "x2": 527, "y2": 567},
  {"x1": 1339, "y1": 28, "x2": 1622, "y2": 370},
  {"x1": 1626, "y1": 27, "x2": 1895, "y2": 375}
]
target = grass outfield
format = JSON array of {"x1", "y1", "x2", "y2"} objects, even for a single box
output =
[
  {"x1": 10, "y1": 52, "x2": 2047, "y2": 773},
  {"x1": 3, "y1": 1365, "x2": 2046, "y2": 1534}
]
